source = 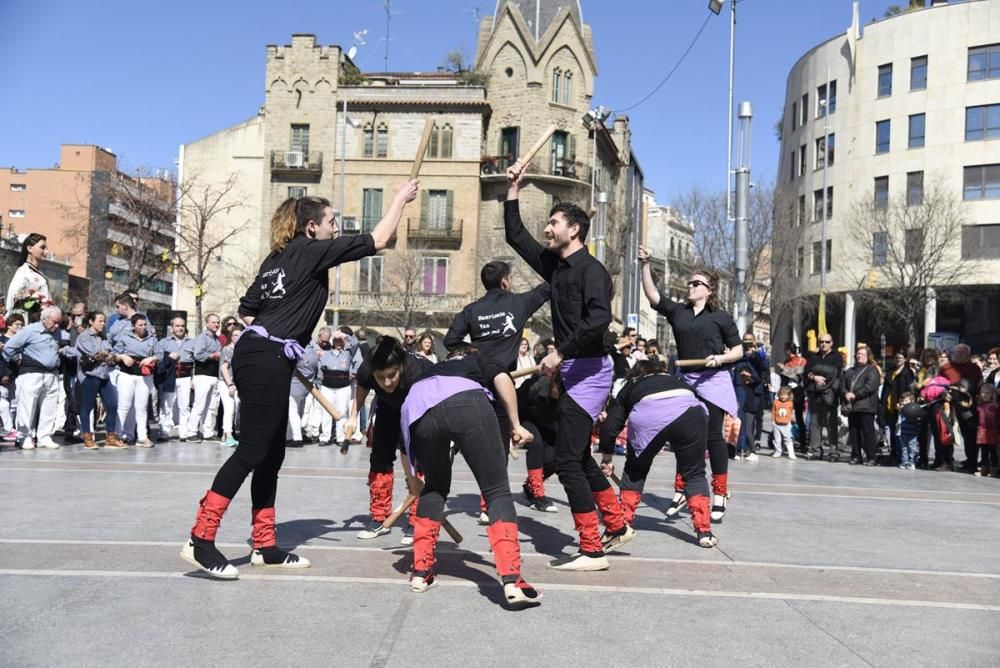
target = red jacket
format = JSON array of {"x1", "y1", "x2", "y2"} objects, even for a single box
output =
[{"x1": 977, "y1": 403, "x2": 999, "y2": 446}]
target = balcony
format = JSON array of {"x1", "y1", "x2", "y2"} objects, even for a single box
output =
[
  {"x1": 331, "y1": 291, "x2": 472, "y2": 314},
  {"x1": 406, "y1": 217, "x2": 462, "y2": 249},
  {"x1": 270, "y1": 150, "x2": 323, "y2": 177}
]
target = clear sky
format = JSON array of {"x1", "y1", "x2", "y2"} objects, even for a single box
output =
[{"x1": 1, "y1": 0, "x2": 900, "y2": 203}]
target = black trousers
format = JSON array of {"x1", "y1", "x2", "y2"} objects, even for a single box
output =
[
  {"x1": 523, "y1": 421, "x2": 556, "y2": 476},
  {"x1": 959, "y1": 413, "x2": 979, "y2": 467},
  {"x1": 210, "y1": 335, "x2": 293, "y2": 507},
  {"x1": 621, "y1": 407, "x2": 709, "y2": 499},
  {"x1": 369, "y1": 404, "x2": 402, "y2": 473},
  {"x1": 554, "y1": 392, "x2": 611, "y2": 514},
  {"x1": 411, "y1": 390, "x2": 515, "y2": 524},
  {"x1": 793, "y1": 385, "x2": 807, "y2": 449},
  {"x1": 808, "y1": 399, "x2": 833, "y2": 453},
  {"x1": 705, "y1": 401, "x2": 728, "y2": 476},
  {"x1": 848, "y1": 411, "x2": 878, "y2": 461}
]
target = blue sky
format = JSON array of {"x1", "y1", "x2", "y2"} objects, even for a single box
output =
[{"x1": 1, "y1": 0, "x2": 900, "y2": 203}]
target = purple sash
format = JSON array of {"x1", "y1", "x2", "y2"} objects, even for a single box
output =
[
  {"x1": 682, "y1": 367, "x2": 738, "y2": 417},
  {"x1": 627, "y1": 391, "x2": 706, "y2": 456},
  {"x1": 244, "y1": 324, "x2": 304, "y2": 361},
  {"x1": 400, "y1": 376, "x2": 493, "y2": 468},
  {"x1": 561, "y1": 356, "x2": 613, "y2": 423}
]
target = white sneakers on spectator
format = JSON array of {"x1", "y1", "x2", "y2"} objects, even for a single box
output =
[{"x1": 35, "y1": 438, "x2": 60, "y2": 449}]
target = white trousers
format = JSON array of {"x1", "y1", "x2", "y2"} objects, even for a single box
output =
[
  {"x1": 319, "y1": 385, "x2": 352, "y2": 442},
  {"x1": 15, "y1": 372, "x2": 60, "y2": 442},
  {"x1": 218, "y1": 379, "x2": 240, "y2": 436},
  {"x1": 305, "y1": 394, "x2": 322, "y2": 438},
  {"x1": 159, "y1": 376, "x2": 193, "y2": 438},
  {"x1": 187, "y1": 375, "x2": 220, "y2": 438},
  {"x1": 0, "y1": 383, "x2": 14, "y2": 431},
  {"x1": 116, "y1": 373, "x2": 153, "y2": 441},
  {"x1": 287, "y1": 392, "x2": 308, "y2": 441}
]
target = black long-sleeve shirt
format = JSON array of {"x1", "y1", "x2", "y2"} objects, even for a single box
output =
[
  {"x1": 652, "y1": 292, "x2": 741, "y2": 360},
  {"x1": 503, "y1": 200, "x2": 611, "y2": 359},
  {"x1": 443, "y1": 285, "x2": 551, "y2": 369}
]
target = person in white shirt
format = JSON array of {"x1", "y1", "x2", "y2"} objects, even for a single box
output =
[{"x1": 5, "y1": 233, "x2": 52, "y2": 322}]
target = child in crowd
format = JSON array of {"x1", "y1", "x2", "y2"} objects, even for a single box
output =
[
  {"x1": 896, "y1": 391, "x2": 922, "y2": 470},
  {"x1": 976, "y1": 384, "x2": 999, "y2": 477},
  {"x1": 218, "y1": 325, "x2": 242, "y2": 448},
  {"x1": 771, "y1": 385, "x2": 796, "y2": 459}
]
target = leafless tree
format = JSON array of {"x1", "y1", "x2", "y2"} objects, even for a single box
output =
[{"x1": 846, "y1": 181, "x2": 971, "y2": 353}]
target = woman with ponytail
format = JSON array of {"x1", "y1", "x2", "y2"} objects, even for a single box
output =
[
  {"x1": 5, "y1": 233, "x2": 52, "y2": 322},
  {"x1": 638, "y1": 246, "x2": 743, "y2": 524},
  {"x1": 181, "y1": 180, "x2": 418, "y2": 580}
]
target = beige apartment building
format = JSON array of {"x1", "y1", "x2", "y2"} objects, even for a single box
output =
[
  {"x1": 0, "y1": 144, "x2": 175, "y2": 310},
  {"x1": 774, "y1": 0, "x2": 1000, "y2": 355},
  {"x1": 177, "y1": 0, "x2": 646, "y2": 337}
]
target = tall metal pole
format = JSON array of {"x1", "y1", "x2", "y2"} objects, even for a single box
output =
[
  {"x1": 333, "y1": 96, "x2": 348, "y2": 330},
  {"x1": 725, "y1": 0, "x2": 736, "y2": 229},
  {"x1": 734, "y1": 101, "x2": 752, "y2": 334},
  {"x1": 595, "y1": 191, "x2": 608, "y2": 264},
  {"x1": 818, "y1": 66, "x2": 831, "y2": 336}
]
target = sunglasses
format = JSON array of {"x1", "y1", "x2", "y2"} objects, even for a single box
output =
[
  {"x1": 820, "y1": 340, "x2": 833, "y2": 344},
  {"x1": 687, "y1": 280, "x2": 709, "y2": 289}
]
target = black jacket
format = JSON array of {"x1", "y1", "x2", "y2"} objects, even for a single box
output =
[
  {"x1": 804, "y1": 350, "x2": 844, "y2": 404},
  {"x1": 444, "y1": 285, "x2": 550, "y2": 369},
  {"x1": 840, "y1": 364, "x2": 880, "y2": 414}
]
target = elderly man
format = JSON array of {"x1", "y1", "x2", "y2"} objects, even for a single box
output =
[
  {"x1": 2, "y1": 306, "x2": 63, "y2": 448},
  {"x1": 158, "y1": 317, "x2": 195, "y2": 440}
]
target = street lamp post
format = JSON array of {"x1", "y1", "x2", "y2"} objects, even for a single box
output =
[{"x1": 333, "y1": 99, "x2": 361, "y2": 330}]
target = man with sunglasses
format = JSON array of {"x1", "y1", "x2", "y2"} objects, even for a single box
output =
[
  {"x1": 402, "y1": 328, "x2": 417, "y2": 352},
  {"x1": 804, "y1": 334, "x2": 844, "y2": 459}
]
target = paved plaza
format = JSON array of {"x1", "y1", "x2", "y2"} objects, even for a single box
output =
[{"x1": 1, "y1": 439, "x2": 998, "y2": 667}]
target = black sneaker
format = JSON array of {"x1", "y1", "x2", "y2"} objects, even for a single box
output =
[
  {"x1": 522, "y1": 481, "x2": 536, "y2": 501},
  {"x1": 356, "y1": 521, "x2": 391, "y2": 540},
  {"x1": 250, "y1": 546, "x2": 311, "y2": 568},
  {"x1": 339, "y1": 441, "x2": 349, "y2": 455},
  {"x1": 318, "y1": 440, "x2": 332, "y2": 447},
  {"x1": 400, "y1": 525, "x2": 414, "y2": 545},
  {"x1": 697, "y1": 531, "x2": 718, "y2": 548},
  {"x1": 530, "y1": 497, "x2": 558, "y2": 513},
  {"x1": 503, "y1": 576, "x2": 542, "y2": 609},
  {"x1": 665, "y1": 492, "x2": 687, "y2": 518},
  {"x1": 286, "y1": 440, "x2": 304, "y2": 448},
  {"x1": 180, "y1": 536, "x2": 239, "y2": 579}
]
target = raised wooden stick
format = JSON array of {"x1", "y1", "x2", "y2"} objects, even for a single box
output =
[
  {"x1": 510, "y1": 364, "x2": 541, "y2": 380},
  {"x1": 519, "y1": 124, "x2": 557, "y2": 166},
  {"x1": 409, "y1": 117, "x2": 436, "y2": 180},
  {"x1": 294, "y1": 371, "x2": 341, "y2": 420},
  {"x1": 674, "y1": 358, "x2": 714, "y2": 369}
]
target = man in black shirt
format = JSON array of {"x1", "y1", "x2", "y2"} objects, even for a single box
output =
[
  {"x1": 804, "y1": 334, "x2": 844, "y2": 458},
  {"x1": 503, "y1": 160, "x2": 630, "y2": 571},
  {"x1": 444, "y1": 261, "x2": 550, "y2": 369}
]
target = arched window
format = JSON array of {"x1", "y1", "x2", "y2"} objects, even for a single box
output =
[
  {"x1": 552, "y1": 68, "x2": 562, "y2": 103},
  {"x1": 427, "y1": 123, "x2": 454, "y2": 159},
  {"x1": 363, "y1": 123, "x2": 374, "y2": 158},
  {"x1": 428, "y1": 125, "x2": 440, "y2": 158},
  {"x1": 376, "y1": 123, "x2": 388, "y2": 158},
  {"x1": 562, "y1": 71, "x2": 573, "y2": 105},
  {"x1": 440, "y1": 123, "x2": 453, "y2": 159}
]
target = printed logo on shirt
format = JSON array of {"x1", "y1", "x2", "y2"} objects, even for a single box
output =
[
  {"x1": 260, "y1": 268, "x2": 287, "y2": 300},
  {"x1": 475, "y1": 311, "x2": 517, "y2": 338}
]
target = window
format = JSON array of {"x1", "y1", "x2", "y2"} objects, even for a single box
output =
[
  {"x1": 964, "y1": 164, "x2": 1000, "y2": 200},
  {"x1": 910, "y1": 56, "x2": 927, "y2": 90},
  {"x1": 908, "y1": 113, "x2": 925, "y2": 148},
  {"x1": 797, "y1": 194, "x2": 806, "y2": 226},
  {"x1": 9, "y1": 183, "x2": 26, "y2": 192},
  {"x1": 424, "y1": 190, "x2": 450, "y2": 229},
  {"x1": 789, "y1": 150, "x2": 797, "y2": 182},
  {"x1": 968, "y1": 44, "x2": 1000, "y2": 81},
  {"x1": 358, "y1": 256, "x2": 383, "y2": 293},
  {"x1": 669, "y1": 238, "x2": 675, "y2": 257},
  {"x1": 813, "y1": 187, "x2": 832, "y2": 221},
  {"x1": 874, "y1": 176, "x2": 889, "y2": 209},
  {"x1": 800, "y1": 94, "x2": 808, "y2": 126},
  {"x1": 287, "y1": 186, "x2": 307, "y2": 199},
  {"x1": 791, "y1": 102, "x2": 798, "y2": 131},
  {"x1": 552, "y1": 68, "x2": 562, "y2": 103},
  {"x1": 427, "y1": 123, "x2": 453, "y2": 159},
  {"x1": 562, "y1": 71, "x2": 573, "y2": 105},
  {"x1": 376, "y1": 124, "x2": 388, "y2": 158},
  {"x1": 965, "y1": 104, "x2": 1000, "y2": 141},
  {"x1": 363, "y1": 124, "x2": 374, "y2": 158},
  {"x1": 551, "y1": 131, "x2": 568, "y2": 175},
  {"x1": 817, "y1": 81, "x2": 836, "y2": 116},
  {"x1": 815, "y1": 133, "x2": 834, "y2": 168},
  {"x1": 500, "y1": 127, "x2": 519, "y2": 171},
  {"x1": 873, "y1": 232, "x2": 888, "y2": 266},
  {"x1": 362, "y1": 188, "x2": 383, "y2": 233},
  {"x1": 904, "y1": 229, "x2": 923, "y2": 263},
  {"x1": 799, "y1": 145, "x2": 806, "y2": 177},
  {"x1": 8, "y1": 209, "x2": 25, "y2": 218},
  {"x1": 290, "y1": 124, "x2": 310, "y2": 155},
  {"x1": 876, "y1": 119, "x2": 891, "y2": 154},
  {"x1": 877, "y1": 63, "x2": 893, "y2": 97},
  {"x1": 811, "y1": 240, "x2": 831, "y2": 274},
  {"x1": 906, "y1": 171, "x2": 924, "y2": 206},
  {"x1": 422, "y1": 257, "x2": 448, "y2": 294},
  {"x1": 796, "y1": 246, "x2": 804, "y2": 277},
  {"x1": 961, "y1": 224, "x2": 1000, "y2": 259}
]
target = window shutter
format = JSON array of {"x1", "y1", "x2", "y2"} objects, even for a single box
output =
[
  {"x1": 569, "y1": 134, "x2": 577, "y2": 160},
  {"x1": 446, "y1": 191, "x2": 455, "y2": 228},
  {"x1": 419, "y1": 190, "x2": 428, "y2": 227}
]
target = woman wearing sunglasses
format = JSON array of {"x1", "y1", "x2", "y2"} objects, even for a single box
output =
[{"x1": 638, "y1": 246, "x2": 744, "y2": 523}]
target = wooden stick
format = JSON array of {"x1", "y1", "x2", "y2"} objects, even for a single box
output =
[
  {"x1": 409, "y1": 117, "x2": 436, "y2": 180},
  {"x1": 294, "y1": 371, "x2": 341, "y2": 420},
  {"x1": 519, "y1": 124, "x2": 557, "y2": 166},
  {"x1": 400, "y1": 451, "x2": 464, "y2": 544},
  {"x1": 674, "y1": 358, "x2": 713, "y2": 369},
  {"x1": 510, "y1": 364, "x2": 540, "y2": 380}
]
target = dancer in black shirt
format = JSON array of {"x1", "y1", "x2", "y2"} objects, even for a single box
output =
[
  {"x1": 181, "y1": 181, "x2": 418, "y2": 579},
  {"x1": 504, "y1": 160, "x2": 629, "y2": 571}
]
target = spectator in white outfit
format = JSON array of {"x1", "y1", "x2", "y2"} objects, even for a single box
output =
[
  {"x1": 0, "y1": 314, "x2": 25, "y2": 441},
  {"x1": 112, "y1": 314, "x2": 159, "y2": 447},
  {"x1": 218, "y1": 324, "x2": 242, "y2": 447},
  {"x1": 286, "y1": 343, "x2": 319, "y2": 447},
  {"x1": 187, "y1": 313, "x2": 222, "y2": 442},
  {"x1": 2, "y1": 306, "x2": 62, "y2": 448},
  {"x1": 317, "y1": 330, "x2": 355, "y2": 448},
  {"x1": 5, "y1": 233, "x2": 52, "y2": 322},
  {"x1": 158, "y1": 317, "x2": 195, "y2": 440}
]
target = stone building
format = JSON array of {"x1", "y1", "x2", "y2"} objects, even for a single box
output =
[{"x1": 773, "y1": 0, "x2": 1000, "y2": 355}]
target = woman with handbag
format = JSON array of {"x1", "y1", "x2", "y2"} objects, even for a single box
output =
[{"x1": 841, "y1": 345, "x2": 880, "y2": 465}]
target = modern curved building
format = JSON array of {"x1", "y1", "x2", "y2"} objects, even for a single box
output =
[{"x1": 773, "y1": 0, "x2": 1000, "y2": 355}]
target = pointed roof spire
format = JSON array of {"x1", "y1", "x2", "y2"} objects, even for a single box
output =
[{"x1": 493, "y1": 0, "x2": 583, "y2": 42}]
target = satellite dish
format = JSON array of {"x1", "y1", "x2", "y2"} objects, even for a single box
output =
[{"x1": 347, "y1": 46, "x2": 357, "y2": 60}]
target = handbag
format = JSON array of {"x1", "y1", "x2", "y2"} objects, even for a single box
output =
[{"x1": 840, "y1": 366, "x2": 870, "y2": 417}]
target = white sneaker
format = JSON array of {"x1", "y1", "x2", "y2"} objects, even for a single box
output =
[
  {"x1": 20, "y1": 439, "x2": 35, "y2": 450},
  {"x1": 665, "y1": 492, "x2": 687, "y2": 518},
  {"x1": 36, "y1": 438, "x2": 60, "y2": 449},
  {"x1": 547, "y1": 552, "x2": 610, "y2": 571},
  {"x1": 746, "y1": 453, "x2": 759, "y2": 462},
  {"x1": 710, "y1": 492, "x2": 731, "y2": 523},
  {"x1": 772, "y1": 451, "x2": 782, "y2": 458},
  {"x1": 478, "y1": 512, "x2": 490, "y2": 525},
  {"x1": 788, "y1": 450, "x2": 798, "y2": 460},
  {"x1": 357, "y1": 521, "x2": 391, "y2": 540}
]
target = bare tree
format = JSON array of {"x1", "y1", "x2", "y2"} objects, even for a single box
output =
[
  {"x1": 846, "y1": 181, "x2": 970, "y2": 352},
  {"x1": 172, "y1": 174, "x2": 252, "y2": 330}
]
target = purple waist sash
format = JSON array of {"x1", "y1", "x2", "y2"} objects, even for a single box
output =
[
  {"x1": 561, "y1": 355, "x2": 613, "y2": 423},
  {"x1": 245, "y1": 325, "x2": 304, "y2": 361},
  {"x1": 627, "y1": 391, "x2": 706, "y2": 456},
  {"x1": 401, "y1": 376, "x2": 493, "y2": 468},
  {"x1": 682, "y1": 367, "x2": 738, "y2": 417}
]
